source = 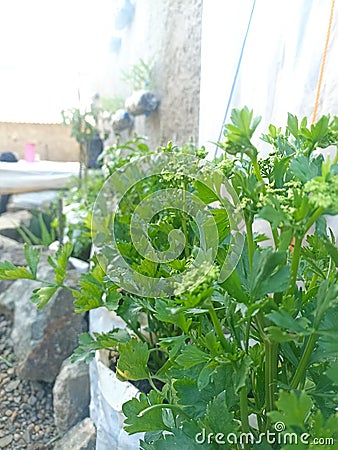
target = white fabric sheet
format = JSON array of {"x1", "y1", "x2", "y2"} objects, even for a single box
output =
[{"x1": 0, "y1": 160, "x2": 80, "y2": 194}]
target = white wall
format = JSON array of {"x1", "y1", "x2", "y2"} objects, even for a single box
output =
[
  {"x1": 0, "y1": 0, "x2": 114, "y2": 123},
  {"x1": 199, "y1": 0, "x2": 338, "y2": 155}
]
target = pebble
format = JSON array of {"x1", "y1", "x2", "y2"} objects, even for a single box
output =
[
  {"x1": 0, "y1": 314, "x2": 58, "y2": 449},
  {"x1": 23, "y1": 428, "x2": 31, "y2": 443},
  {"x1": 28, "y1": 395, "x2": 37, "y2": 406},
  {"x1": 5, "y1": 379, "x2": 20, "y2": 392},
  {"x1": 0, "y1": 434, "x2": 13, "y2": 448},
  {"x1": 10, "y1": 409, "x2": 18, "y2": 423}
]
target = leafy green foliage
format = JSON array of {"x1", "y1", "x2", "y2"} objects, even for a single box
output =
[
  {"x1": 119, "y1": 110, "x2": 338, "y2": 447},
  {"x1": 71, "y1": 329, "x2": 131, "y2": 363},
  {"x1": 123, "y1": 391, "x2": 169, "y2": 434},
  {"x1": 1, "y1": 110, "x2": 338, "y2": 449},
  {"x1": 122, "y1": 58, "x2": 154, "y2": 91},
  {"x1": 269, "y1": 390, "x2": 338, "y2": 448},
  {"x1": 18, "y1": 211, "x2": 56, "y2": 246},
  {"x1": 72, "y1": 265, "x2": 122, "y2": 313},
  {"x1": 24, "y1": 244, "x2": 40, "y2": 278},
  {"x1": 116, "y1": 339, "x2": 150, "y2": 381},
  {"x1": 30, "y1": 286, "x2": 58, "y2": 310},
  {"x1": 269, "y1": 390, "x2": 313, "y2": 430},
  {"x1": 0, "y1": 261, "x2": 34, "y2": 280},
  {"x1": 48, "y1": 242, "x2": 73, "y2": 285}
]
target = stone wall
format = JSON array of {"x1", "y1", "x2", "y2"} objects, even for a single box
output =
[
  {"x1": 0, "y1": 122, "x2": 79, "y2": 162},
  {"x1": 105, "y1": 0, "x2": 203, "y2": 149}
]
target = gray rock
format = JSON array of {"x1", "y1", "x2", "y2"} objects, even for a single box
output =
[
  {"x1": 0, "y1": 235, "x2": 27, "y2": 305},
  {"x1": 0, "y1": 434, "x2": 13, "y2": 448},
  {"x1": 53, "y1": 357, "x2": 90, "y2": 432},
  {"x1": 54, "y1": 418, "x2": 96, "y2": 450},
  {"x1": 0, "y1": 235, "x2": 26, "y2": 265},
  {"x1": 0, "y1": 210, "x2": 31, "y2": 241},
  {"x1": 11, "y1": 264, "x2": 87, "y2": 382}
]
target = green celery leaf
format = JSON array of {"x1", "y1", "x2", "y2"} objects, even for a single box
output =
[
  {"x1": 117, "y1": 339, "x2": 150, "y2": 381},
  {"x1": 315, "y1": 305, "x2": 338, "y2": 359},
  {"x1": 30, "y1": 286, "x2": 58, "y2": 309},
  {"x1": 24, "y1": 244, "x2": 40, "y2": 279},
  {"x1": 173, "y1": 363, "x2": 237, "y2": 420},
  {"x1": 197, "y1": 365, "x2": 214, "y2": 391},
  {"x1": 287, "y1": 113, "x2": 299, "y2": 138},
  {"x1": 308, "y1": 410, "x2": 338, "y2": 447},
  {"x1": 0, "y1": 262, "x2": 34, "y2": 280},
  {"x1": 289, "y1": 155, "x2": 319, "y2": 182},
  {"x1": 50, "y1": 242, "x2": 73, "y2": 285},
  {"x1": 123, "y1": 391, "x2": 169, "y2": 434},
  {"x1": 220, "y1": 268, "x2": 249, "y2": 304},
  {"x1": 174, "y1": 378, "x2": 216, "y2": 419},
  {"x1": 140, "y1": 422, "x2": 211, "y2": 450},
  {"x1": 194, "y1": 180, "x2": 219, "y2": 203},
  {"x1": 155, "y1": 300, "x2": 192, "y2": 334},
  {"x1": 258, "y1": 203, "x2": 288, "y2": 229},
  {"x1": 269, "y1": 390, "x2": 312, "y2": 430},
  {"x1": 273, "y1": 154, "x2": 293, "y2": 188},
  {"x1": 202, "y1": 391, "x2": 237, "y2": 437},
  {"x1": 266, "y1": 326, "x2": 301, "y2": 343},
  {"x1": 233, "y1": 355, "x2": 252, "y2": 393},
  {"x1": 175, "y1": 346, "x2": 210, "y2": 369},
  {"x1": 72, "y1": 290, "x2": 102, "y2": 314},
  {"x1": 325, "y1": 361, "x2": 338, "y2": 386},
  {"x1": 266, "y1": 309, "x2": 310, "y2": 334},
  {"x1": 72, "y1": 271, "x2": 103, "y2": 313},
  {"x1": 71, "y1": 329, "x2": 130, "y2": 363},
  {"x1": 141, "y1": 428, "x2": 210, "y2": 449},
  {"x1": 250, "y1": 249, "x2": 290, "y2": 299},
  {"x1": 322, "y1": 239, "x2": 338, "y2": 266}
]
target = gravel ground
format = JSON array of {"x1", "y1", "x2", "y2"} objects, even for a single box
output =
[{"x1": 0, "y1": 314, "x2": 60, "y2": 449}]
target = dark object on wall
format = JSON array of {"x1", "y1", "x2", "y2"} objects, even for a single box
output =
[
  {"x1": 125, "y1": 90, "x2": 159, "y2": 116},
  {"x1": 115, "y1": 0, "x2": 135, "y2": 30},
  {"x1": 112, "y1": 109, "x2": 134, "y2": 134},
  {"x1": 0, "y1": 152, "x2": 18, "y2": 215},
  {"x1": 88, "y1": 134, "x2": 103, "y2": 169}
]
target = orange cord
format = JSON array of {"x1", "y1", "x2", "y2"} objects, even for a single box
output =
[
  {"x1": 312, "y1": 0, "x2": 335, "y2": 123},
  {"x1": 288, "y1": 3, "x2": 335, "y2": 252}
]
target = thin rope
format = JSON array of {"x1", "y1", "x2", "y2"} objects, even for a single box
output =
[
  {"x1": 214, "y1": 0, "x2": 257, "y2": 158},
  {"x1": 312, "y1": 0, "x2": 335, "y2": 123}
]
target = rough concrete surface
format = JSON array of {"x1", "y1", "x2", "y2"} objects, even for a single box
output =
[
  {"x1": 105, "y1": 0, "x2": 203, "y2": 149},
  {"x1": 0, "y1": 122, "x2": 79, "y2": 162}
]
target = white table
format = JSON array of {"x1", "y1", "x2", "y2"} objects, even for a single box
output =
[{"x1": 0, "y1": 160, "x2": 80, "y2": 195}]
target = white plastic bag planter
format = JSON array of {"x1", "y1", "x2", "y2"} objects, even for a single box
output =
[
  {"x1": 125, "y1": 90, "x2": 159, "y2": 116},
  {"x1": 94, "y1": 349, "x2": 144, "y2": 450},
  {"x1": 89, "y1": 309, "x2": 144, "y2": 450}
]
